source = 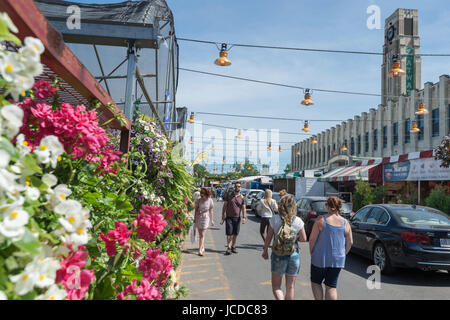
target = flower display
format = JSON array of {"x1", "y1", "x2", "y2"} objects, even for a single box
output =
[{"x1": 0, "y1": 12, "x2": 194, "y2": 300}]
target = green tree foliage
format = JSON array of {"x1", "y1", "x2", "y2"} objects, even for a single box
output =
[
  {"x1": 353, "y1": 178, "x2": 376, "y2": 212},
  {"x1": 435, "y1": 135, "x2": 450, "y2": 168},
  {"x1": 425, "y1": 185, "x2": 450, "y2": 214}
]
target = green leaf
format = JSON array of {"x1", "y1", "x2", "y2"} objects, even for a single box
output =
[
  {"x1": 13, "y1": 229, "x2": 41, "y2": 255},
  {"x1": 115, "y1": 195, "x2": 134, "y2": 211},
  {"x1": 0, "y1": 137, "x2": 19, "y2": 160},
  {"x1": 21, "y1": 154, "x2": 42, "y2": 175}
]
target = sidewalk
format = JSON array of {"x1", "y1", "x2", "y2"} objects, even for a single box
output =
[{"x1": 178, "y1": 227, "x2": 234, "y2": 300}]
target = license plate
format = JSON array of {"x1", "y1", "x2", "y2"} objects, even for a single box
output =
[{"x1": 440, "y1": 239, "x2": 450, "y2": 248}]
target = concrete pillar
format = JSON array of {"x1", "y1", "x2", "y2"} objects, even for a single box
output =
[{"x1": 439, "y1": 75, "x2": 449, "y2": 138}]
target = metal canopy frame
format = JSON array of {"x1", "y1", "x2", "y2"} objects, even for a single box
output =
[
  {"x1": 0, "y1": 0, "x2": 132, "y2": 152},
  {"x1": 33, "y1": 0, "x2": 180, "y2": 141}
]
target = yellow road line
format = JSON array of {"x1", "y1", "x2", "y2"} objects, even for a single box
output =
[
  {"x1": 183, "y1": 276, "x2": 222, "y2": 285},
  {"x1": 180, "y1": 269, "x2": 209, "y2": 275},
  {"x1": 260, "y1": 281, "x2": 271, "y2": 286},
  {"x1": 190, "y1": 286, "x2": 231, "y2": 295},
  {"x1": 182, "y1": 262, "x2": 221, "y2": 268}
]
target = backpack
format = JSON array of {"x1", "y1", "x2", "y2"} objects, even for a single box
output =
[{"x1": 272, "y1": 217, "x2": 296, "y2": 256}]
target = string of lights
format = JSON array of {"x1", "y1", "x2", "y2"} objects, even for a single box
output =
[
  {"x1": 177, "y1": 37, "x2": 450, "y2": 57},
  {"x1": 192, "y1": 111, "x2": 449, "y2": 124}
]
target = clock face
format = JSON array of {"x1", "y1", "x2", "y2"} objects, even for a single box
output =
[{"x1": 387, "y1": 26, "x2": 395, "y2": 41}]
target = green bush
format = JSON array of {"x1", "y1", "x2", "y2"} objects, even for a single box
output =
[
  {"x1": 353, "y1": 178, "x2": 376, "y2": 212},
  {"x1": 425, "y1": 185, "x2": 450, "y2": 214}
]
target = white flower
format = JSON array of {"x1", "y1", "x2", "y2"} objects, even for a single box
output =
[
  {"x1": 0, "y1": 52, "x2": 24, "y2": 83},
  {"x1": 36, "y1": 284, "x2": 66, "y2": 300},
  {"x1": 144, "y1": 126, "x2": 150, "y2": 131},
  {"x1": 0, "y1": 149, "x2": 10, "y2": 168},
  {"x1": 0, "y1": 205, "x2": 29, "y2": 240},
  {"x1": 25, "y1": 187, "x2": 40, "y2": 201},
  {"x1": 54, "y1": 245, "x2": 70, "y2": 260},
  {"x1": 33, "y1": 135, "x2": 64, "y2": 168},
  {"x1": 0, "y1": 104, "x2": 24, "y2": 139},
  {"x1": 42, "y1": 173, "x2": 58, "y2": 189},
  {"x1": 55, "y1": 199, "x2": 86, "y2": 233},
  {"x1": 47, "y1": 184, "x2": 71, "y2": 208},
  {"x1": 20, "y1": 37, "x2": 44, "y2": 60},
  {"x1": 0, "y1": 290, "x2": 7, "y2": 300},
  {"x1": 15, "y1": 134, "x2": 31, "y2": 157},
  {"x1": 32, "y1": 257, "x2": 60, "y2": 288},
  {"x1": 9, "y1": 267, "x2": 38, "y2": 296},
  {"x1": 0, "y1": 12, "x2": 18, "y2": 33}
]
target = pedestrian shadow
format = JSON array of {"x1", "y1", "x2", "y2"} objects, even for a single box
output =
[
  {"x1": 237, "y1": 243, "x2": 265, "y2": 251},
  {"x1": 344, "y1": 252, "x2": 450, "y2": 287},
  {"x1": 247, "y1": 215, "x2": 260, "y2": 223}
]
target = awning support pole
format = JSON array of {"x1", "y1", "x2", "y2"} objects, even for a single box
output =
[{"x1": 124, "y1": 41, "x2": 137, "y2": 121}]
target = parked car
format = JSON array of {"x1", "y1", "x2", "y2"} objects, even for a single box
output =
[
  {"x1": 245, "y1": 189, "x2": 264, "y2": 209},
  {"x1": 349, "y1": 204, "x2": 450, "y2": 274},
  {"x1": 296, "y1": 196, "x2": 353, "y2": 238}
]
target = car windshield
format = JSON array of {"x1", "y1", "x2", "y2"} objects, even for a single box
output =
[
  {"x1": 311, "y1": 201, "x2": 352, "y2": 213},
  {"x1": 394, "y1": 208, "x2": 450, "y2": 227}
]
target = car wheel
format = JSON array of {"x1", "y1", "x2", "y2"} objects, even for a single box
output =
[{"x1": 373, "y1": 243, "x2": 395, "y2": 275}]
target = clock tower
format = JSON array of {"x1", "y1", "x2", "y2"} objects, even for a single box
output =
[{"x1": 381, "y1": 9, "x2": 421, "y2": 105}]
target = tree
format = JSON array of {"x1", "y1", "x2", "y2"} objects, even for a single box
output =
[
  {"x1": 425, "y1": 185, "x2": 450, "y2": 214},
  {"x1": 353, "y1": 177, "x2": 375, "y2": 212},
  {"x1": 284, "y1": 163, "x2": 292, "y2": 173},
  {"x1": 435, "y1": 135, "x2": 450, "y2": 168}
]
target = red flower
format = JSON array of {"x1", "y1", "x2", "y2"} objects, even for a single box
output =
[
  {"x1": 138, "y1": 248, "x2": 172, "y2": 287},
  {"x1": 116, "y1": 279, "x2": 161, "y2": 300},
  {"x1": 134, "y1": 205, "x2": 167, "y2": 242},
  {"x1": 99, "y1": 221, "x2": 132, "y2": 257}
]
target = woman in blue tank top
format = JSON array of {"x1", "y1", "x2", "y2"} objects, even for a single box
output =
[{"x1": 309, "y1": 196, "x2": 353, "y2": 300}]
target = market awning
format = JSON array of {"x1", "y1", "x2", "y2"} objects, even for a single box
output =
[
  {"x1": 320, "y1": 164, "x2": 380, "y2": 182},
  {"x1": 317, "y1": 167, "x2": 348, "y2": 182}
]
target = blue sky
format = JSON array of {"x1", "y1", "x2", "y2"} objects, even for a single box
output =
[{"x1": 63, "y1": 0, "x2": 450, "y2": 173}]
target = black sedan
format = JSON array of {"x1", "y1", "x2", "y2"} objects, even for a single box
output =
[{"x1": 350, "y1": 204, "x2": 450, "y2": 274}]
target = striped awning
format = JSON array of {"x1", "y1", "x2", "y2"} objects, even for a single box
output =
[
  {"x1": 355, "y1": 150, "x2": 435, "y2": 167},
  {"x1": 320, "y1": 164, "x2": 379, "y2": 182},
  {"x1": 318, "y1": 167, "x2": 348, "y2": 181}
]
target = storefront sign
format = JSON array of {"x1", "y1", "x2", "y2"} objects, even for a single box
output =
[
  {"x1": 384, "y1": 158, "x2": 450, "y2": 181},
  {"x1": 405, "y1": 47, "x2": 414, "y2": 97}
]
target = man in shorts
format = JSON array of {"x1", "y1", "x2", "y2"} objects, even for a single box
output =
[{"x1": 221, "y1": 182, "x2": 247, "y2": 255}]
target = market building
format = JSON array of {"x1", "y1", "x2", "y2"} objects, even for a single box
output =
[{"x1": 292, "y1": 9, "x2": 450, "y2": 175}]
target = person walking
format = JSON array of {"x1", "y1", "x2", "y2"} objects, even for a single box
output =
[
  {"x1": 221, "y1": 182, "x2": 246, "y2": 255},
  {"x1": 262, "y1": 195, "x2": 307, "y2": 300},
  {"x1": 256, "y1": 189, "x2": 278, "y2": 242},
  {"x1": 194, "y1": 188, "x2": 214, "y2": 256},
  {"x1": 309, "y1": 196, "x2": 353, "y2": 300}
]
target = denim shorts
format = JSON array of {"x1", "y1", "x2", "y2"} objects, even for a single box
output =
[
  {"x1": 225, "y1": 217, "x2": 241, "y2": 236},
  {"x1": 310, "y1": 264, "x2": 342, "y2": 288},
  {"x1": 271, "y1": 249, "x2": 300, "y2": 276}
]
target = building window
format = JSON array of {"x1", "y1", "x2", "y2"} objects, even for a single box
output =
[
  {"x1": 404, "y1": 118, "x2": 410, "y2": 144},
  {"x1": 393, "y1": 122, "x2": 398, "y2": 146},
  {"x1": 383, "y1": 126, "x2": 388, "y2": 148},
  {"x1": 350, "y1": 137, "x2": 355, "y2": 155},
  {"x1": 432, "y1": 108, "x2": 439, "y2": 137},
  {"x1": 364, "y1": 132, "x2": 369, "y2": 152},
  {"x1": 373, "y1": 129, "x2": 378, "y2": 151},
  {"x1": 418, "y1": 114, "x2": 424, "y2": 140},
  {"x1": 357, "y1": 135, "x2": 361, "y2": 154}
]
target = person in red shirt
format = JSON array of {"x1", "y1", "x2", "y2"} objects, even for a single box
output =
[{"x1": 221, "y1": 182, "x2": 247, "y2": 255}]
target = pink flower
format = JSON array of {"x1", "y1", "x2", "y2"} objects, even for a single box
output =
[
  {"x1": 99, "y1": 221, "x2": 132, "y2": 257},
  {"x1": 32, "y1": 79, "x2": 58, "y2": 100},
  {"x1": 55, "y1": 245, "x2": 95, "y2": 300},
  {"x1": 165, "y1": 209, "x2": 173, "y2": 220},
  {"x1": 116, "y1": 279, "x2": 161, "y2": 300},
  {"x1": 138, "y1": 248, "x2": 172, "y2": 287},
  {"x1": 134, "y1": 205, "x2": 167, "y2": 242},
  {"x1": 184, "y1": 197, "x2": 188, "y2": 205}
]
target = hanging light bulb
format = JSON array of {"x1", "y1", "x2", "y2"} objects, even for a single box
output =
[
  {"x1": 388, "y1": 55, "x2": 405, "y2": 77},
  {"x1": 302, "y1": 121, "x2": 310, "y2": 132},
  {"x1": 223, "y1": 156, "x2": 226, "y2": 163},
  {"x1": 279, "y1": 145, "x2": 282, "y2": 152},
  {"x1": 296, "y1": 151, "x2": 301, "y2": 156},
  {"x1": 410, "y1": 121, "x2": 420, "y2": 133},
  {"x1": 341, "y1": 144, "x2": 347, "y2": 152},
  {"x1": 211, "y1": 144, "x2": 215, "y2": 151},
  {"x1": 214, "y1": 43, "x2": 232, "y2": 66},
  {"x1": 268, "y1": 142, "x2": 272, "y2": 150},
  {"x1": 311, "y1": 136, "x2": 318, "y2": 144},
  {"x1": 247, "y1": 166, "x2": 251, "y2": 170},
  {"x1": 188, "y1": 112, "x2": 195, "y2": 123},
  {"x1": 415, "y1": 103, "x2": 429, "y2": 115},
  {"x1": 236, "y1": 129, "x2": 243, "y2": 139},
  {"x1": 301, "y1": 88, "x2": 314, "y2": 106},
  {"x1": 249, "y1": 151, "x2": 253, "y2": 157},
  {"x1": 258, "y1": 159, "x2": 262, "y2": 164},
  {"x1": 189, "y1": 137, "x2": 193, "y2": 144}
]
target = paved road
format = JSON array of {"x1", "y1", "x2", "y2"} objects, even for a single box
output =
[{"x1": 178, "y1": 200, "x2": 450, "y2": 300}]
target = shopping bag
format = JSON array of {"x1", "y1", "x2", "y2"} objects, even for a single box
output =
[{"x1": 190, "y1": 223, "x2": 196, "y2": 243}]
